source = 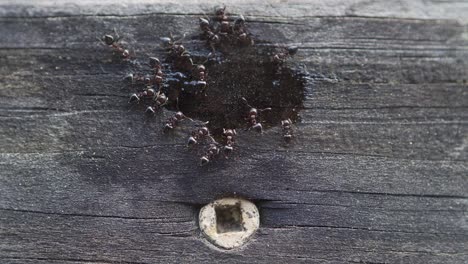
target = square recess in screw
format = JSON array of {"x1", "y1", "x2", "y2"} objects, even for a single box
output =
[{"x1": 215, "y1": 203, "x2": 243, "y2": 233}]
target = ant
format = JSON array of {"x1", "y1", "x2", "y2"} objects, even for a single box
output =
[
  {"x1": 160, "y1": 33, "x2": 185, "y2": 52},
  {"x1": 273, "y1": 46, "x2": 299, "y2": 64},
  {"x1": 149, "y1": 57, "x2": 164, "y2": 85},
  {"x1": 241, "y1": 97, "x2": 272, "y2": 133},
  {"x1": 200, "y1": 143, "x2": 220, "y2": 166},
  {"x1": 214, "y1": 5, "x2": 228, "y2": 22},
  {"x1": 161, "y1": 33, "x2": 188, "y2": 58},
  {"x1": 161, "y1": 34, "x2": 197, "y2": 73},
  {"x1": 233, "y1": 15, "x2": 246, "y2": 33},
  {"x1": 187, "y1": 122, "x2": 215, "y2": 147},
  {"x1": 100, "y1": 29, "x2": 130, "y2": 59},
  {"x1": 199, "y1": 17, "x2": 221, "y2": 52},
  {"x1": 145, "y1": 91, "x2": 169, "y2": 114},
  {"x1": 281, "y1": 119, "x2": 294, "y2": 142},
  {"x1": 124, "y1": 73, "x2": 150, "y2": 85},
  {"x1": 232, "y1": 15, "x2": 254, "y2": 46},
  {"x1": 124, "y1": 57, "x2": 164, "y2": 86},
  {"x1": 193, "y1": 64, "x2": 207, "y2": 83},
  {"x1": 164, "y1": 111, "x2": 192, "y2": 132},
  {"x1": 187, "y1": 55, "x2": 212, "y2": 94},
  {"x1": 199, "y1": 7, "x2": 253, "y2": 50},
  {"x1": 129, "y1": 87, "x2": 156, "y2": 103},
  {"x1": 222, "y1": 128, "x2": 237, "y2": 154}
]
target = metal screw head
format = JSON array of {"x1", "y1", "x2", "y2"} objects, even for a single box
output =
[{"x1": 199, "y1": 198, "x2": 260, "y2": 250}]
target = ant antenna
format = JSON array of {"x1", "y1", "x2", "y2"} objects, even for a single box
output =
[{"x1": 241, "y1": 97, "x2": 252, "y2": 108}]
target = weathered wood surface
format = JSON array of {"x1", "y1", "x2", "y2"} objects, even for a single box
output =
[{"x1": 0, "y1": 1, "x2": 467, "y2": 263}]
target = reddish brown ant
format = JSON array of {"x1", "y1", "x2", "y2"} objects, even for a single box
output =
[
  {"x1": 124, "y1": 57, "x2": 164, "y2": 86},
  {"x1": 129, "y1": 88, "x2": 156, "y2": 103},
  {"x1": 100, "y1": 29, "x2": 130, "y2": 59},
  {"x1": 124, "y1": 72, "x2": 148, "y2": 84},
  {"x1": 187, "y1": 56, "x2": 212, "y2": 94},
  {"x1": 125, "y1": 72, "x2": 162, "y2": 86},
  {"x1": 160, "y1": 33, "x2": 188, "y2": 58},
  {"x1": 241, "y1": 97, "x2": 272, "y2": 133},
  {"x1": 273, "y1": 46, "x2": 299, "y2": 64},
  {"x1": 199, "y1": 7, "x2": 253, "y2": 49},
  {"x1": 199, "y1": 17, "x2": 211, "y2": 32},
  {"x1": 233, "y1": 15, "x2": 246, "y2": 33},
  {"x1": 187, "y1": 122, "x2": 215, "y2": 147},
  {"x1": 222, "y1": 128, "x2": 237, "y2": 154},
  {"x1": 164, "y1": 111, "x2": 192, "y2": 132},
  {"x1": 148, "y1": 57, "x2": 164, "y2": 85},
  {"x1": 145, "y1": 91, "x2": 169, "y2": 114},
  {"x1": 193, "y1": 64, "x2": 207, "y2": 82},
  {"x1": 200, "y1": 143, "x2": 221, "y2": 166},
  {"x1": 160, "y1": 33, "x2": 198, "y2": 73},
  {"x1": 233, "y1": 15, "x2": 254, "y2": 46},
  {"x1": 199, "y1": 17, "x2": 221, "y2": 52},
  {"x1": 281, "y1": 119, "x2": 293, "y2": 142},
  {"x1": 214, "y1": 5, "x2": 228, "y2": 22}
]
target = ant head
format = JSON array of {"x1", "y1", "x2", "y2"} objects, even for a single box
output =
[
  {"x1": 146, "y1": 88, "x2": 155, "y2": 96},
  {"x1": 235, "y1": 15, "x2": 245, "y2": 25},
  {"x1": 200, "y1": 127, "x2": 209, "y2": 135},
  {"x1": 197, "y1": 65, "x2": 206, "y2": 72},
  {"x1": 238, "y1": 33, "x2": 247, "y2": 40},
  {"x1": 122, "y1": 49, "x2": 130, "y2": 58},
  {"x1": 188, "y1": 136, "x2": 197, "y2": 146},
  {"x1": 288, "y1": 46, "x2": 299, "y2": 56},
  {"x1": 175, "y1": 111, "x2": 184, "y2": 120},
  {"x1": 210, "y1": 34, "x2": 220, "y2": 43},
  {"x1": 160, "y1": 37, "x2": 172, "y2": 48},
  {"x1": 252, "y1": 123, "x2": 263, "y2": 132},
  {"x1": 149, "y1": 57, "x2": 160, "y2": 68},
  {"x1": 199, "y1": 17, "x2": 210, "y2": 27},
  {"x1": 224, "y1": 145, "x2": 234, "y2": 153},
  {"x1": 123, "y1": 73, "x2": 134, "y2": 82},
  {"x1": 158, "y1": 93, "x2": 167, "y2": 100},
  {"x1": 177, "y1": 45, "x2": 186, "y2": 53},
  {"x1": 249, "y1": 108, "x2": 258, "y2": 116},
  {"x1": 215, "y1": 5, "x2": 226, "y2": 16},
  {"x1": 224, "y1": 129, "x2": 235, "y2": 137},
  {"x1": 200, "y1": 156, "x2": 210, "y2": 166},
  {"x1": 102, "y1": 35, "x2": 114, "y2": 45}
]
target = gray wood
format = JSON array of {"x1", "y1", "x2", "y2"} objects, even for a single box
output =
[{"x1": 0, "y1": 1, "x2": 467, "y2": 263}]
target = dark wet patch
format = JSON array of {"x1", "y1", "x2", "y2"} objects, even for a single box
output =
[{"x1": 161, "y1": 45, "x2": 307, "y2": 137}]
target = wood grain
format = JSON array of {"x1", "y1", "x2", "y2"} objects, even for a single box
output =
[{"x1": 0, "y1": 1, "x2": 467, "y2": 263}]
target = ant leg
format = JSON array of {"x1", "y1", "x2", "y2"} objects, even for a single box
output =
[
  {"x1": 200, "y1": 52, "x2": 214, "y2": 65},
  {"x1": 96, "y1": 36, "x2": 106, "y2": 46},
  {"x1": 209, "y1": 42, "x2": 217, "y2": 55},
  {"x1": 184, "y1": 115, "x2": 194, "y2": 122},
  {"x1": 145, "y1": 106, "x2": 156, "y2": 114},
  {"x1": 175, "y1": 97, "x2": 180, "y2": 111},
  {"x1": 259, "y1": 107, "x2": 272, "y2": 113},
  {"x1": 175, "y1": 33, "x2": 186, "y2": 44},
  {"x1": 159, "y1": 100, "x2": 168, "y2": 108},
  {"x1": 207, "y1": 135, "x2": 217, "y2": 144},
  {"x1": 113, "y1": 28, "x2": 123, "y2": 43},
  {"x1": 129, "y1": 93, "x2": 140, "y2": 103},
  {"x1": 241, "y1": 97, "x2": 253, "y2": 108}
]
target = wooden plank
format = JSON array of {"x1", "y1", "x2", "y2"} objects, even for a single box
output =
[{"x1": 0, "y1": 1, "x2": 467, "y2": 263}]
